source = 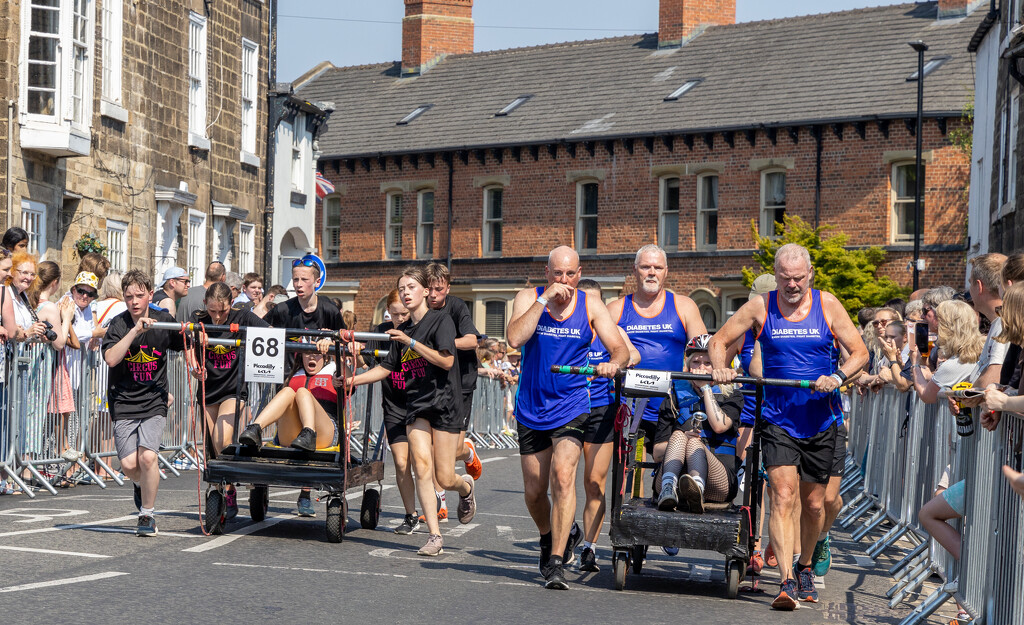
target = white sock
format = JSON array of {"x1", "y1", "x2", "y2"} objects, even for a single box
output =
[
  {"x1": 437, "y1": 490, "x2": 447, "y2": 507},
  {"x1": 691, "y1": 474, "x2": 705, "y2": 493},
  {"x1": 661, "y1": 472, "x2": 678, "y2": 493},
  {"x1": 818, "y1": 530, "x2": 829, "y2": 542},
  {"x1": 465, "y1": 442, "x2": 476, "y2": 463},
  {"x1": 139, "y1": 507, "x2": 154, "y2": 517},
  {"x1": 582, "y1": 541, "x2": 595, "y2": 551}
]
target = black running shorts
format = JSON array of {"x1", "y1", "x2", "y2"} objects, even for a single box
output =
[
  {"x1": 517, "y1": 413, "x2": 587, "y2": 455},
  {"x1": 583, "y1": 403, "x2": 618, "y2": 445},
  {"x1": 457, "y1": 389, "x2": 476, "y2": 432},
  {"x1": 761, "y1": 421, "x2": 838, "y2": 485},
  {"x1": 830, "y1": 421, "x2": 848, "y2": 478},
  {"x1": 384, "y1": 409, "x2": 407, "y2": 446}
]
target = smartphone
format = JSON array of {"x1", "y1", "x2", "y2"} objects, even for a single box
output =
[{"x1": 914, "y1": 322, "x2": 930, "y2": 357}]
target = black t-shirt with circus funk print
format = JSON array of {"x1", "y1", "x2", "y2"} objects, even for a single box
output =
[
  {"x1": 266, "y1": 296, "x2": 346, "y2": 368},
  {"x1": 437, "y1": 296, "x2": 481, "y2": 393},
  {"x1": 369, "y1": 321, "x2": 406, "y2": 421},
  {"x1": 381, "y1": 309, "x2": 461, "y2": 423},
  {"x1": 191, "y1": 306, "x2": 269, "y2": 403},
  {"x1": 102, "y1": 309, "x2": 186, "y2": 421}
]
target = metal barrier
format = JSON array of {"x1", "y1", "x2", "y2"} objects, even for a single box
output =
[{"x1": 843, "y1": 385, "x2": 1024, "y2": 624}]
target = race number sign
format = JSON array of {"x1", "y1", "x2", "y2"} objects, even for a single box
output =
[
  {"x1": 244, "y1": 327, "x2": 286, "y2": 384},
  {"x1": 622, "y1": 369, "x2": 673, "y2": 397}
]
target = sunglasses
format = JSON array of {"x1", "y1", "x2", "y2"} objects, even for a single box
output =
[
  {"x1": 871, "y1": 319, "x2": 894, "y2": 327},
  {"x1": 293, "y1": 258, "x2": 316, "y2": 268},
  {"x1": 923, "y1": 306, "x2": 934, "y2": 315},
  {"x1": 74, "y1": 286, "x2": 98, "y2": 299}
]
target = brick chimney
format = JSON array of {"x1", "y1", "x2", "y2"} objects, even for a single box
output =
[
  {"x1": 937, "y1": 0, "x2": 984, "y2": 19},
  {"x1": 402, "y1": 0, "x2": 474, "y2": 76},
  {"x1": 659, "y1": 0, "x2": 735, "y2": 49}
]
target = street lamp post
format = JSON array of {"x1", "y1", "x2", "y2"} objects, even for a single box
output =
[{"x1": 909, "y1": 40, "x2": 928, "y2": 292}]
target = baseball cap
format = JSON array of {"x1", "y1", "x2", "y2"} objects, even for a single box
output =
[
  {"x1": 159, "y1": 267, "x2": 189, "y2": 288},
  {"x1": 73, "y1": 271, "x2": 99, "y2": 290},
  {"x1": 749, "y1": 274, "x2": 777, "y2": 301}
]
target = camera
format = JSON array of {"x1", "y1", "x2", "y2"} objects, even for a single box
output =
[{"x1": 40, "y1": 320, "x2": 57, "y2": 342}]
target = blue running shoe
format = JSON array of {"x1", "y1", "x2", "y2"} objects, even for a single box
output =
[
  {"x1": 811, "y1": 534, "x2": 832, "y2": 576},
  {"x1": 794, "y1": 565, "x2": 818, "y2": 603}
]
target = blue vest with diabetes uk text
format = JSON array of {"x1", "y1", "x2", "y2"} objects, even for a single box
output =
[
  {"x1": 758, "y1": 289, "x2": 842, "y2": 438},
  {"x1": 515, "y1": 288, "x2": 593, "y2": 430},
  {"x1": 617, "y1": 291, "x2": 688, "y2": 421}
]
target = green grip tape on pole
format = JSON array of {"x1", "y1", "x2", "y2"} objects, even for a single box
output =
[{"x1": 800, "y1": 380, "x2": 811, "y2": 388}]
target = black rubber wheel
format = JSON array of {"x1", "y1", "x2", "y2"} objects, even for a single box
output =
[
  {"x1": 613, "y1": 551, "x2": 627, "y2": 590},
  {"x1": 326, "y1": 497, "x2": 345, "y2": 543},
  {"x1": 249, "y1": 485, "x2": 269, "y2": 523},
  {"x1": 630, "y1": 545, "x2": 645, "y2": 574},
  {"x1": 360, "y1": 488, "x2": 381, "y2": 529},
  {"x1": 204, "y1": 490, "x2": 225, "y2": 535},
  {"x1": 726, "y1": 559, "x2": 742, "y2": 599}
]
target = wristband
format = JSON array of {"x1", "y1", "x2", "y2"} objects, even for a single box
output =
[
  {"x1": 833, "y1": 369, "x2": 848, "y2": 383},
  {"x1": 536, "y1": 296, "x2": 549, "y2": 307},
  {"x1": 410, "y1": 339, "x2": 417, "y2": 350},
  {"x1": 830, "y1": 373, "x2": 844, "y2": 385}
]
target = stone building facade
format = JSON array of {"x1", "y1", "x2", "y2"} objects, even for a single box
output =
[
  {"x1": 0, "y1": 0, "x2": 270, "y2": 287},
  {"x1": 298, "y1": 0, "x2": 977, "y2": 335}
]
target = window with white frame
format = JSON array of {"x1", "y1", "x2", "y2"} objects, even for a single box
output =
[
  {"x1": 483, "y1": 186, "x2": 503, "y2": 256},
  {"x1": 659, "y1": 177, "x2": 680, "y2": 251},
  {"x1": 239, "y1": 223, "x2": 255, "y2": 274},
  {"x1": 187, "y1": 210, "x2": 207, "y2": 282},
  {"x1": 697, "y1": 174, "x2": 718, "y2": 250},
  {"x1": 386, "y1": 193, "x2": 403, "y2": 259},
  {"x1": 291, "y1": 114, "x2": 305, "y2": 191},
  {"x1": 212, "y1": 216, "x2": 233, "y2": 270},
  {"x1": 106, "y1": 219, "x2": 127, "y2": 272},
  {"x1": 71, "y1": 0, "x2": 92, "y2": 125},
  {"x1": 25, "y1": 0, "x2": 61, "y2": 118},
  {"x1": 484, "y1": 300, "x2": 507, "y2": 339},
  {"x1": 100, "y1": 0, "x2": 122, "y2": 103},
  {"x1": 576, "y1": 181, "x2": 599, "y2": 253},
  {"x1": 417, "y1": 190, "x2": 434, "y2": 259},
  {"x1": 323, "y1": 195, "x2": 341, "y2": 261},
  {"x1": 891, "y1": 162, "x2": 923, "y2": 243},
  {"x1": 999, "y1": 90, "x2": 1020, "y2": 208},
  {"x1": 760, "y1": 170, "x2": 786, "y2": 237},
  {"x1": 188, "y1": 12, "x2": 207, "y2": 139},
  {"x1": 240, "y1": 38, "x2": 258, "y2": 156},
  {"x1": 21, "y1": 199, "x2": 47, "y2": 256}
]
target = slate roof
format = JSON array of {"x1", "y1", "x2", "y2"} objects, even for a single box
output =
[{"x1": 297, "y1": 2, "x2": 981, "y2": 160}]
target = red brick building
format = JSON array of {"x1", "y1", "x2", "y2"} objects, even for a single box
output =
[{"x1": 296, "y1": 0, "x2": 977, "y2": 336}]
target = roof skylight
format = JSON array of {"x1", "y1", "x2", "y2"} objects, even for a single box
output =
[
  {"x1": 496, "y1": 95, "x2": 533, "y2": 117},
  {"x1": 907, "y1": 56, "x2": 950, "y2": 81},
  {"x1": 664, "y1": 79, "x2": 703, "y2": 101},
  {"x1": 397, "y1": 104, "x2": 433, "y2": 125}
]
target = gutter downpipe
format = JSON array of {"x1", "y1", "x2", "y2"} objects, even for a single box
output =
[
  {"x1": 7, "y1": 101, "x2": 13, "y2": 227},
  {"x1": 263, "y1": 0, "x2": 278, "y2": 285},
  {"x1": 814, "y1": 126, "x2": 823, "y2": 229},
  {"x1": 446, "y1": 153, "x2": 453, "y2": 271}
]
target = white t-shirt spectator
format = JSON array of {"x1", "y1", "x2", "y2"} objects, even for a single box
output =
[
  {"x1": 971, "y1": 317, "x2": 1009, "y2": 382},
  {"x1": 931, "y1": 356, "x2": 977, "y2": 390}
]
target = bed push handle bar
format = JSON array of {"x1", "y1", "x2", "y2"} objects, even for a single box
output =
[
  {"x1": 550, "y1": 365, "x2": 812, "y2": 389},
  {"x1": 148, "y1": 322, "x2": 392, "y2": 343}
]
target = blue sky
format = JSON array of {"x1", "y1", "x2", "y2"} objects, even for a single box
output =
[{"x1": 277, "y1": 1, "x2": 909, "y2": 82}]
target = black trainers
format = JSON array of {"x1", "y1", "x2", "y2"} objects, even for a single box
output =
[
  {"x1": 238, "y1": 423, "x2": 263, "y2": 447},
  {"x1": 133, "y1": 483, "x2": 142, "y2": 511},
  {"x1": 538, "y1": 534, "x2": 553, "y2": 574},
  {"x1": 542, "y1": 555, "x2": 569, "y2": 590},
  {"x1": 394, "y1": 513, "x2": 421, "y2": 535},
  {"x1": 290, "y1": 427, "x2": 317, "y2": 451},
  {"x1": 563, "y1": 521, "x2": 583, "y2": 565},
  {"x1": 579, "y1": 546, "x2": 600, "y2": 572},
  {"x1": 136, "y1": 515, "x2": 157, "y2": 537}
]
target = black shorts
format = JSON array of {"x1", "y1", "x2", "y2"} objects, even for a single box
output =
[
  {"x1": 761, "y1": 421, "x2": 838, "y2": 485},
  {"x1": 384, "y1": 409, "x2": 407, "y2": 446},
  {"x1": 457, "y1": 389, "x2": 476, "y2": 432},
  {"x1": 584, "y1": 403, "x2": 618, "y2": 445},
  {"x1": 830, "y1": 421, "x2": 848, "y2": 478},
  {"x1": 406, "y1": 409, "x2": 462, "y2": 434},
  {"x1": 518, "y1": 413, "x2": 587, "y2": 456},
  {"x1": 637, "y1": 396, "x2": 677, "y2": 452}
]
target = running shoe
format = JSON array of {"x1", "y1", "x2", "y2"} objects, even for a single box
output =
[
  {"x1": 662, "y1": 546, "x2": 679, "y2": 557},
  {"x1": 563, "y1": 521, "x2": 583, "y2": 566},
  {"x1": 133, "y1": 483, "x2": 142, "y2": 511},
  {"x1": 457, "y1": 478, "x2": 476, "y2": 524},
  {"x1": 136, "y1": 515, "x2": 158, "y2": 537},
  {"x1": 296, "y1": 493, "x2": 316, "y2": 517},
  {"x1": 290, "y1": 427, "x2": 317, "y2": 452},
  {"x1": 765, "y1": 542, "x2": 779, "y2": 568},
  {"x1": 811, "y1": 534, "x2": 832, "y2": 576},
  {"x1": 542, "y1": 555, "x2": 569, "y2": 590},
  {"x1": 418, "y1": 492, "x2": 448, "y2": 523},
  {"x1": 771, "y1": 579, "x2": 799, "y2": 610},
  {"x1": 394, "y1": 513, "x2": 421, "y2": 535},
  {"x1": 657, "y1": 478, "x2": 679, "y2": 510},
  {"x1": 539, "y1": 536, "x2": 553, "y2": 573},
  {"x1": 224, "y1": 487, "x2": 238, "y2": 521},
  {"x1": 464, "y1": 440, "x2": 482, "y2": 481},
  {"x1": 579, "y1": 546, "x2": 600, "y2": 572},
  {"x1": 237, "y1": 423, "x2": 263, "y2": 447},
  {"x1": 417, "y1": 533, "x2": 444, "y2": 556},
  {"x1": 794, "y1": 565, "x2": 819, "y2": 603},
  {"x1": 948, "y1": 609, "x2": 970, "y2": 624},
  {"x1": 678, "y1": 474, "x2": 705, "y2": 514},
  {"x1": 749, "y1": 550, "x2": 765, "y2": 575}
]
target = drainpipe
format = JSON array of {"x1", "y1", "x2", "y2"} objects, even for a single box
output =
[
  {"x1": 814, "y1": 126, "x2": 823, "y2": 229},
  {"x1": 6, "y1": 100, "x2": 13, "y2": 228},
  {"x1": 263, "y1": 0, "x2": 278, "y2": 285},
  {"x1": 446, "y1": 153, "x2": 453, "y2": 271}
]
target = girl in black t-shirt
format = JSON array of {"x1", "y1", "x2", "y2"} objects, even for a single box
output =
[{"x1": 341, "y1": 267, "x2": 475, "y2": 556}]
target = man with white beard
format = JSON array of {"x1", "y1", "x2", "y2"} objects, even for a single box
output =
[{"x1": 608, "y1": 245, "x2": 707, "y2": 467}]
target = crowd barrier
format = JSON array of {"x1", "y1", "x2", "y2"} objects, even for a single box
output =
[
  {"x1": 0, "y1": 340, "x2": 518, "y2": 498},
  {"x1": 841, "y1": 385, "x2": 1024, "y2": 624}
]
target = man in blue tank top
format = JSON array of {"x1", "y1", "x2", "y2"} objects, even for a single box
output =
[
  {"x1": 607, "y1": 244, "x2": 706, "y2": 468},
  {"x1": 709, "y1": 244, "x2": 867, "y2": 611},
  {"x1": 508, "y1": 246, "x2": 629, "y2": 590}
]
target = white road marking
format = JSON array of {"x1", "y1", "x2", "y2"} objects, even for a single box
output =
[
  {"x1": 0, "y1": 508, "x2": 90, "y2": 523},
  {"x1": 496, "y1": 525, "x2": 515, "y2": 541},
  {"x1": 0, "y1": 572, "x2": 129, "y2": 593},
  {"x1": 445, "y1": 522, "x2": 479, "y2": 538},
  {"x1": 0, "y1": 545, "x2": 111, "y2": 559},
  {"x1": 480, "y1": 456, "x2": 511, "y2": 464},
  {"x1": 0, "y1": 513, "x2": 154, "y2": 538},
  {"x1": 79, "y1": 527, "x2": 201, "y2": 538},
  {"x1": 182, "y1": 515, "x2": 291, "y2": 553}
]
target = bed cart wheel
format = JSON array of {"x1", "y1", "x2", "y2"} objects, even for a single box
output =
[
  {"x1": 360, "y1": 488, "x2": 381, "y2": 529},
  {"x1": 249, "y1": 485, "x2": 269, "y2": 522},
  {"x1": 725, "y1": 559, "x2": 742, "y2": 599},
  {"x1": 613, "y1": 551, "x2": 627, "y2": 590},
  {"x1": 326, "y1": 497, "x2": 346, "y2": 543},
  {"x1": 630, "y1": 545, "x2": 646, "y2": 574},
  {"x1": 204, "y1": 489, "x2": 225, "y2": 535}
]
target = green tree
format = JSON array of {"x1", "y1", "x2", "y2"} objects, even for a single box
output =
[{"x1": 743, "y1": 216, "x2": 910, "y2": 319}]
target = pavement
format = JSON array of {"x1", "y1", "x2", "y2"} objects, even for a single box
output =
[{"x1": 0, "y1": 449, "x2": 953, "y2": 624}]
